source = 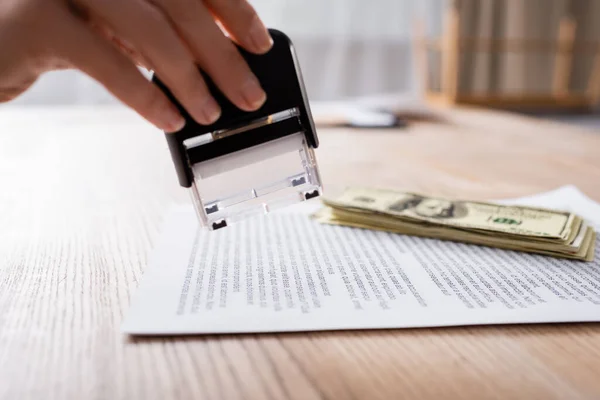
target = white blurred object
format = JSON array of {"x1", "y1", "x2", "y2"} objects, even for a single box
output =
[
  {"x1": 310, "y1": 102, "x2": 399, "y2": 127},
  {"x1": 251, "y1": 0, "x2": 442, "y2": 101},
  {"x1": 5, "y1": 1, "x2": 442, "y2": 105}
]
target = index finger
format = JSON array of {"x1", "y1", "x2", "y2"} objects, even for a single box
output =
[{"x1": 204, "y1": 0, "x2": 273, "y2": 54}]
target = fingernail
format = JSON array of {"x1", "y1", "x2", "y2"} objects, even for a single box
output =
[
  {"x1": 164, "y1": 107, "x2": 186, "y2": 133},
  {"x1": 201, "y1": 97, "x2": 221, "y2": 124},
  {"x1": 241, "y1": 76, "x2": 266, "y2": 110},
  {"x1": 249, "y1": 17, "x2": 273, "y2": 53}
]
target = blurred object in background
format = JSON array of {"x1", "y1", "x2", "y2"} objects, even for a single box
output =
[
  {"x1": 6, "y1": 0, "x2": 441, "y2": 105},
  {"x1": 6, "y1": 0, "x2": 600, "y2": 121},
  {"x1": 415, "y1": 0, "x2": 600, "y2": 112},
  {"x1": 250, "y1": 0, "x2": 439, "y2": 101}
]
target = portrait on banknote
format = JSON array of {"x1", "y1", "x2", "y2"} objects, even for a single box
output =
[{"x1": 387, "y1": 195, "x2": 468, "y2": 219}]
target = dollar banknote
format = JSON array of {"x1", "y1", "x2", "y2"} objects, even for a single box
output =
[{"x1": 314, "y1": 187, "x2": 596, "y2": 262}]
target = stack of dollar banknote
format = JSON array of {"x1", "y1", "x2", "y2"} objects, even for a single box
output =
[{"x1": 313, "y1": 187, "x2": 596, "y2": 262}]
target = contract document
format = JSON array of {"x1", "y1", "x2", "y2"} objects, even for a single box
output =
[{"x1": 122, "y1": 186, "x2": 600, "y2": 335}]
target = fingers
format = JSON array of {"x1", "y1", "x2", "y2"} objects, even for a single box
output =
[
  {"x1": 153, "y1": 0, "x2": 267, "y2": 112},
  {"x1": 68, "y1": 0, "x2": 271, "y2": 127},
  {"x1": 87, "y1": 21, "x2": 154, "y2": 70},
  {"x1": 82, "y1": 0, "x2": 221, "y2": 125},
  {"x1": 55, "y1": 8, "x2": 186, "y2": 132},
  {"x1": 0, "y1": 77, "x2": 38, "y2": 103},
  {"x1": 204, "y1": 0, "x2": 273, "y2": 54}
]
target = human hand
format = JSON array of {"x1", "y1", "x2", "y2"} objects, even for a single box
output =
[{"x1": 0, "y1": 0, "x2": 273, "y2": 132}]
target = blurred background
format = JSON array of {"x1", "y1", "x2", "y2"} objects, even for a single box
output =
[{"x1": 5, "y1": 0, "x2": 600, "y2": 128}]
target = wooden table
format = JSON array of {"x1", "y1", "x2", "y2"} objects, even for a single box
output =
[{"x1": 1, "y1": 104, "x2": 600, "y2": 400}]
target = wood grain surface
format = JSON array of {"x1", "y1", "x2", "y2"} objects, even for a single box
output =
[{"x1": 1, "y1": 105, "x2": 600, "y2": 400}]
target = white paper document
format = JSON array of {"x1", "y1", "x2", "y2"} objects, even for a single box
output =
[{"x1": 122, "y1": 186, "x2": 600, "y2": 335}]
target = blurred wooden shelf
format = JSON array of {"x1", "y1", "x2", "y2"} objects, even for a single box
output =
[
  {"x1": 425, "y1": 93, "x2": 593, "y2": 111},
  {"x1": 414, "y1": 3, "x2": 600, "y2": 111}
]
